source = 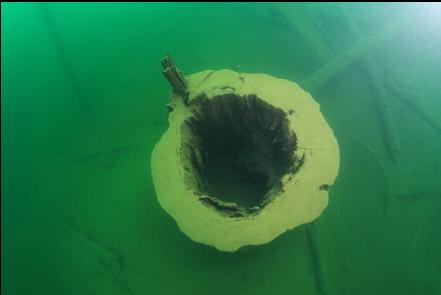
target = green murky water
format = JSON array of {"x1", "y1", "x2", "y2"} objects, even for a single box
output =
[{"x1": 2, "y1": 3, "x2": 441, "y2": 294}]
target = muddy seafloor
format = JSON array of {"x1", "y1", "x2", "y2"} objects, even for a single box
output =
[{"x1": 2, "y1": 3, "x2": 441, "y2": 295}]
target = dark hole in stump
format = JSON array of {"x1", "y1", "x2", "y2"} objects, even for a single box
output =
[{"x1": 182, "y1": 93, "x2": 299, "y2": 215}]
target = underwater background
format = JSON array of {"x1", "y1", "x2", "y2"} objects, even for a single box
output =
[{"x1": 2, "y1": 2, "x2": 441, "y2": 294}]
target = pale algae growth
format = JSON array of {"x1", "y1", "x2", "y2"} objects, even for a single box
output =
[{"x1": 2, "y1": 2, "x2": 441, "y2": 295}]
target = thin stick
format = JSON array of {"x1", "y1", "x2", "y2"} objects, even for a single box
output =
[
  {"x1": 65, "y1": 220, "x2": 121, "y2": 271},
  {"x1": 64, "y1": 220, "x2": 135, "y2": 294},
  {"x1": 306, "y1": 223, "x2": 330, "y2": 295},
  {"x1": 39, "y1": 3, "x2": 91, "y2": 114},
  {"x1": 335, "y1": 128, "x2": 391, "y2": 213}
]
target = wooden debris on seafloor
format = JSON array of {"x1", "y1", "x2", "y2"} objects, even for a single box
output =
[
  {"x1": 300, "y1": 18, "x2": 403, "y2": 94},
  {"x1": 338, "y1": 6, "x2": 441, "y2": 154},
  {"x1": 271, "y1": 3, "x2": 335, "y2": 64},
  {"x1": 239, "y1": 3, "x2": 334, "y2": 64},
  {"x1": 339, "y1": 5, "x2": 401, "y2": 163},
  {"x1": 297, "y1": 7, "x2": 414, "y2": 163},
  {"x1": 384, "y1": 77, "x2": 441, "y2": 136}
]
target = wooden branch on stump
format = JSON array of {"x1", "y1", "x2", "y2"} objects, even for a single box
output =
[{"x1": 161, "y1": 54, "x2": 189, "y2": 105}]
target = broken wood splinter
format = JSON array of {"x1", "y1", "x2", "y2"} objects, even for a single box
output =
[{"x1": 161, "y1": 54, "x2": 189, "y2": 104}]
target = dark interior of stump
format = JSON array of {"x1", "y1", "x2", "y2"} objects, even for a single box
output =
[{"x1": 182, "y1": 93, "x2": 297, "y2": 216}]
